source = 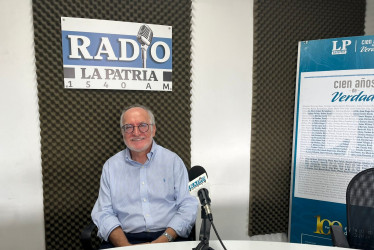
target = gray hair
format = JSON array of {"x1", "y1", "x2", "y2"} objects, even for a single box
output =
[{"x1": 120, "y1": 104, "x2": 156, "y2": 127}]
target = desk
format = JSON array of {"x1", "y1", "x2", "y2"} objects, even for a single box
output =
[{"x1": 115, "y1": 240, "x2": 342, "y2": 249}]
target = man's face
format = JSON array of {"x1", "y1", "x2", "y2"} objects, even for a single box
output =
[{"x1": 121, "y1": 107, "x2": 156, "y2": 153}]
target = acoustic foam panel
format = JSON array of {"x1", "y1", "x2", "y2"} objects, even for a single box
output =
[
  {"x1": 32, "y1": 0, "x2": 192, "y2": 249},
  {"x1": 250, "y1": 0, "x2": 365, "y2": 236}
]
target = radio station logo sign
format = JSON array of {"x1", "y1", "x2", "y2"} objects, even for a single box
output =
[
  {"x1": 61, "y1": 17, "x2": 172, "y2": 91},
  {"x1": 332, "y1": 40, "x2": 351, "y2": 55}
]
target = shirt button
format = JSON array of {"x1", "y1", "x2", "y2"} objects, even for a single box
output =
[
  {"x1": 142, "y1": 182, "x2": 145, "y2": 185},
  {"x1": 143, "y1": 198, "x2": 147, "y2": 202}
]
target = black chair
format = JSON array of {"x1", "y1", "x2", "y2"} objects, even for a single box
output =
[
  {"x1": 80, "y1": 220, "x2": 100, "y2": 250},
  {"x1": 331, "y1": 168, "x2": 374, "y2": 249},
  {"x1": 80, "y1": 220, "x2": 196, "y2": 250}
]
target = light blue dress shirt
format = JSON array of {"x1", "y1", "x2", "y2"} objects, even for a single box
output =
[{"x1": 91, "y1": 141, "x2": 198, "y2": 241}]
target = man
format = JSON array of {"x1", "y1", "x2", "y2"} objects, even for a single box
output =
[{"x1": 92, "y1": 104, "x2": 198, "y2": 248}]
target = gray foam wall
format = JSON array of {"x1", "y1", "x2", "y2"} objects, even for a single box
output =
[
  {"x1": 32, "y1": 0, "x2": 193, "y2": 248},
  {"x1": 250, "y1": 0, "x2": 365, "y2": 236}
]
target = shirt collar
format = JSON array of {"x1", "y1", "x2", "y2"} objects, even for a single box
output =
[{"x1": 147, "y1": 140, "x2": 157, "y2": 159}]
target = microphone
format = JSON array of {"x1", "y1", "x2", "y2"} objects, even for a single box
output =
[
  {"x1": 188, "y1": 166, "x2": 213, "y2": 221},
  {"x1": 189, "y1": 166, "x2": 227, "y2": 250},
  {"x1": 137, "y1": 24, "x2": 153, "y2": 68}
]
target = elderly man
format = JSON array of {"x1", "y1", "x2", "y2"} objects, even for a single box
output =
[{"x1": 92, "y1": 104, "x2": 198, "y2": 248}]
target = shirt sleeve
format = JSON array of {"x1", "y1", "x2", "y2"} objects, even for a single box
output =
[
  {"x1": 166, "y1": 156, "x2": 199, "y2": 238},
  {"x1": 91, "y1": 160, "x2": 122, "y2": 241}
]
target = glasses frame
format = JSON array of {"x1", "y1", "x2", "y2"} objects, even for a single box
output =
[{"x1": 121, "y1": 123, "x2": 154, "y2": 134}]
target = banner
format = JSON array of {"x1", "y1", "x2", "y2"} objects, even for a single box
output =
[
  {"x1": 61, "y1": 17, "x2": 173, "y2": 91},
  {"x1": 289, "y1": 35, "x2": 374, "y2": 246}
]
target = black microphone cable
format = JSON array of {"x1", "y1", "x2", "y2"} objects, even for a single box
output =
[
  {"x1": 210, "y1": 221, "x2": 227, "y2": 250},
  {"x1": 200, "y1": 189, "x2": 227, "y2": 250}
]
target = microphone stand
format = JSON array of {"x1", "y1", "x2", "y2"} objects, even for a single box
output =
[
  {"x1": 193, "y1": 207, "x2": 214, "y2": 250},
  {"x1": 141, "y1": 44, "x2": 148, "y2": 68}
]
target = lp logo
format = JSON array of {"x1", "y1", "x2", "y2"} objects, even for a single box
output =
[
  {"x1": 314, "y1": 215, "x2": 342, "y2": 235},
  {"x1": 332, "y1": 40, "x2": 351, "y2": 55}
]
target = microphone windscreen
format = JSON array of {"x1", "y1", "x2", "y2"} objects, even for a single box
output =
[{"x1": 189, "y1": 165, "x2": 207, "y2": 181}]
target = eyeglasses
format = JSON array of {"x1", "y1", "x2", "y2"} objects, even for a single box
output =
[{"x1": 122, "y1": 123, "x2": 153, "y2": 134}]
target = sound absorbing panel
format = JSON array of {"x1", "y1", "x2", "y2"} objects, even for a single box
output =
[
  {"x1": 32, "y1": 0, "x2": 192, "y2": 249},
  {"x1": 250, "y1": 0, "x2": 365, "y2": 236}
]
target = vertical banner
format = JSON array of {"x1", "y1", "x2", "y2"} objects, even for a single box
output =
[
  {"x1": 289, "y1": 35, "x2": 374, "y2": 246},
  {"x1": 61, "y1": 17, "x2": 173, "y2": 91}
]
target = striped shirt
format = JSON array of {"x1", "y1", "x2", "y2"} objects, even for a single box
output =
[{"x1": 92, "y1": 141, "x2": 198, "y2": 241}]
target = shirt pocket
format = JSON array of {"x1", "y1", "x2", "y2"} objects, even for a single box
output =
[{"x1": 150, "y1": 174, "x2": 175, "y2": 202}]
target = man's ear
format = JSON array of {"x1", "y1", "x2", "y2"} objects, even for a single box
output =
[{"x1": 120, "y1": 127, "x2": 125, "y2": 137}]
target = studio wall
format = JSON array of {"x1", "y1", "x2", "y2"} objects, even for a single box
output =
[
  {"x1": 32, "y1": 0, "x2": 193, "y2": 249},
  {"x1": 3, "y1": 0, "x2": 374, "y2": 249},
  {"x1": 250, "y1": 0, "x2": 365, "y2": 236}
]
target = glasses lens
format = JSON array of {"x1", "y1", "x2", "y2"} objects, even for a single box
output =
[
  {"x1": 138, "y1": 123, "x2": 149, "y2": 133},
  {"x1": 123, "y1": 125, "x2": 133, "y2": 133}
]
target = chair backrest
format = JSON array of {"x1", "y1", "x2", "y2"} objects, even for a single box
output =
[{"x1": 346, "y1": 168, "x2": 374, "y2": 249}]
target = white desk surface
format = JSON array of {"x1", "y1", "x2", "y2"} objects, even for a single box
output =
[{"x1": 114, "y1": 240, "x2": 340, "y2": 249}]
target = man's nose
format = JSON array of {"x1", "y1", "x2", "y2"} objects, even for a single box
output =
[{"x1": 132, "y1": 126, "x2": 141, "y2": 135}]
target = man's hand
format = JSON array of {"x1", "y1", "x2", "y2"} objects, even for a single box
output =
[{"x1": 152, "y1": 228, "x2": 178, "y2": 244}]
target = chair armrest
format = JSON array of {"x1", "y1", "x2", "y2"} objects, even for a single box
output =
[
  {"x1": 80, "y1": 220, "x2": 98, "y2": 250},
  {"x1": 330, "y1": 225, "x2": 350, "y2": 248},
  {"x1": 187, "y1": 224, "x2": 196, "y2": 241}
]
